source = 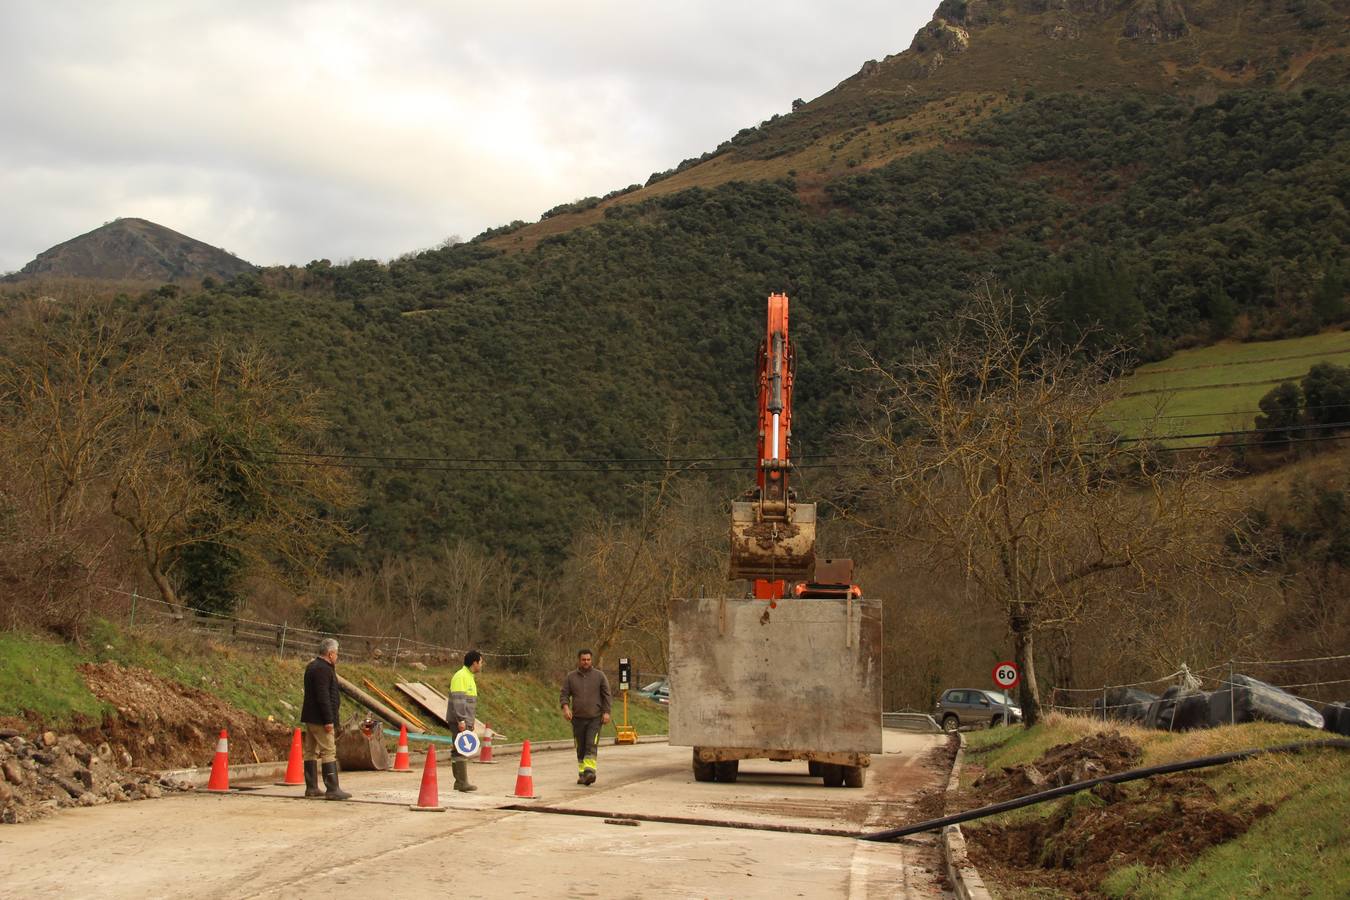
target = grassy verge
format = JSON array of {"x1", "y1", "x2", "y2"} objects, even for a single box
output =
[
  {"x1": 0, "y1": 631, "x2": 111, "y2": 724},
  {"x1": 0, "y1": 623, "x2": 668, "y2": 746},
  {"x1": 962, "y1": 715, "x2": 1350, "y2": 899}
]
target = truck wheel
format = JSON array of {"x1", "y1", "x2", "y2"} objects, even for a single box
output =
[
  {"x1": 715, "y1": 760, "x2": 739, "y2": 783},
  {"x1": 843, "y1": 765, "x2": 865, "y2": 788},
  {"x1": 942, "y1": 714, "x2": 959, "y2": 733},
  {"x1": 822, "y1": 764, "x2": 844, "y2": 787},
  {"x1": 693, "y1": 752, "x2": 716, "y2": 783},
  {"x1": 808, "y1": 761, "x2": 822, "y2": 777}
]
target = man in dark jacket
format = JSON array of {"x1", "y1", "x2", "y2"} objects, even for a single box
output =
[
  {"x1": 301, "y1": 638, "x2": 350, "y2": 800},
  {"x1": 560, "y1": 648, "x2": 611, "y2": 785}
]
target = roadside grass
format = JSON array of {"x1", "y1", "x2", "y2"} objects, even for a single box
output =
[
  {"x1": 963, "y1": 714, "x2": 1350, "y2": 899},
  {"x1": 0, "y1": 631, "x2": 110, "y2": 724},
  {"x1": 1107, "y1": 330, "x2": 1350, "y2": 442},
  {"x1": 0, "y1": 624, "x2": 669, "y2": 746}
]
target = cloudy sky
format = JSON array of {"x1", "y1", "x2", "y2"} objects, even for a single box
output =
[{"x1": 1, "y1": 1, "x2": 934, "y2": 273}]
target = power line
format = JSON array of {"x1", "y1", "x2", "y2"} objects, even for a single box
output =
[
  {"x1": 249, "y1": 420, "x2": 1350, "y2": 474},
  {"x1": 1111, "y1": 420, "x2": 1350, "y2": 445},
  {"x1": 1097, "y1": 401, "x2": 1350, "y2": 425}
]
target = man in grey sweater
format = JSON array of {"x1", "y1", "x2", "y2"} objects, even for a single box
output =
[{"x1": 559, "y1": 648, "x2": 611, "y2": 785}]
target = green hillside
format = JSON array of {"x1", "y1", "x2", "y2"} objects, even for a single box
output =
[
  {"x1": 1110, "y1": 330, "x2": 1350, "y2": 442},
  {"x1": 111, "y1": 84, "x2": 1348, "y2": 565},
  {"x1": 2, "y1": 3, "x2": 1347, "y2": 631}
]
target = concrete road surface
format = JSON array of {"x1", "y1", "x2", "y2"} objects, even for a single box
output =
[{"x1": 0, "y1": 731, "x2": 951, "y2": 899}]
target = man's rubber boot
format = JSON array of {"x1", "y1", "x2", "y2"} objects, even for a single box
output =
[
  {"x1": 321, "y1": 762, "x2": 351, "y2": 801},
  {"x1": 303, "y1": 760, "x2": 323, "y2": 798},
  {"x1": 452, "y1": 759, "x2": 478, "y2": 792},
  {"x1": 583, "y1": 769, "x2": 596, "y2": 786}
]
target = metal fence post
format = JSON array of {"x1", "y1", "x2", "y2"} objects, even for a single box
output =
[
  {"x1": 1229, "y1": 659, "x2": 1236, "y2": 725},
  {"x1": 278, "y1": 621, "x2": 288, "y2": 660},
  {"x1": 1102, "y1": 686, "x2": 1108, "y2": 722},
  {"x1": 392, "y1": 635, "x2": 402, "y2": 669},
  {"x1": 129, "y1": 590, "x2": 138, "y2": 628}
]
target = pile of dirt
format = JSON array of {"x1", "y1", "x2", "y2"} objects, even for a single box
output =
[
  {"x1": 967, "y1": 774, "x2": 1270, "y2": 895},
  {"x1": 971, "y1": 731, "x2": 1143, "y2": 803},
  {"x1": 76, "y1": 662, "x2": 292, "y2": 769},
  {"x1": 0, "y1": 729, "x2": 194, "y2": 824}
]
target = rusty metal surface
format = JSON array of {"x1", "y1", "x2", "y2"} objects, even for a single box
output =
[
  {"x1": 668, "y1": 596, "x2": 883, "y2": 754},
  {"x1": 336, "y1": 728, "x2": 390, "y2": 771},
  {"x1": 811, "y1": 557, "x2": 855, "y2": 584},
  {"x1": 727, "y1": 500, "x2": 817, "y2": 581}
]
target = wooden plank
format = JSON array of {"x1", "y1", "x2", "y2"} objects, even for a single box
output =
[
  {"x1": 395, "y1": 682, "x2": 451, "y2": 727},
  {"x1": 362, "y1": 678, "x2": 428, "y2": 732},
  {"x1": 335, "y1": 674, "x2": 415, "y2": 731}
]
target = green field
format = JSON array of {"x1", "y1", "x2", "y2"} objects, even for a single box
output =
[{"x1": 1107, "y1": 331, "x2": 1350, "y2": 444}]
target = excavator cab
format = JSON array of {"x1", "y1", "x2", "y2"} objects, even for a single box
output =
[{"x1": 727, "y1": 293, "x2": 817, "y2": 596}]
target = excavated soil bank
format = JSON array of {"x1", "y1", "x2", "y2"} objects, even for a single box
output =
[
  {"x1": 964, "y1": 733, "x2": 1270, "y2": 896},
  {"x1": 76, "y1": 662, "x2": 292, "y2": 769},
  {"x1": 2, "y1": 661, "x2": 296, "y2": 824},
  {"x1": 971, "y1": 730, "x2": 1143, "y2": 803}
]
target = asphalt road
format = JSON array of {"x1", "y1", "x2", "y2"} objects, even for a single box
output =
[{"x1": 0, "y1": 731, "x2": 951, "y2": 899}]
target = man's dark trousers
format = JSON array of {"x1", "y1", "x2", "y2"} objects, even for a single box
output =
[{"x1": 572, "y1": 715, "x2": 602, "y2": 780}]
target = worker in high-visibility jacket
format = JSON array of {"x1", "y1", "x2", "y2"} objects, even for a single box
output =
[{"x1": 447, "y1": 650, "x2": 484, "y2": 792}]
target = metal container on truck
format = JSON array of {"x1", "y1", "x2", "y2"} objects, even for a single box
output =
[{"x1": 668, "y1": 592, "x2": 882, "y2": 787}]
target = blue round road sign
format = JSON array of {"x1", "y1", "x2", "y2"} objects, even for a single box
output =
[{"x1": 454, "y1": 731, "x2": 481, "y2": 757}]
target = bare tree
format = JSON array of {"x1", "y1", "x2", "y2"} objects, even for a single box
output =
[
  {"x1": 0, "y1": 298, "x2": 151, "y2": 629},
  {"x1": 851, "y1": 282, "x2": 1233, "y2": 724},
  {"x1": 109, "y1": 341, "x2": 356, "y2": 610}
]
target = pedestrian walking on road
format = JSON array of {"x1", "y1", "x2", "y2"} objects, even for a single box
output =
[
  {"x1": 301, "y1": 638, "x2": 350, "y2": 800},
  {"x1": 448, "y1": 650, "x2": 484, "y2": 792},
  {"x1": 560, "y1": 649, "x2": 611, "y2": 785}
]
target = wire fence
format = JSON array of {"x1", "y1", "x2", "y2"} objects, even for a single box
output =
[
  {"x1": 99, "y1": 585, "x2": 531, "y2": 666},
  {"x1": 1048, "y1": 654, "x2": 1350, "y2": 716}
]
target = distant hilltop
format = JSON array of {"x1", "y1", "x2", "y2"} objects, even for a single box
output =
[{"x1": 4, "y1": 217, "x2": 257, "y2": 283}]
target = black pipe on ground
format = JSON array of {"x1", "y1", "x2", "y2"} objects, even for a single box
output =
[{"x1": 860, "y1": 738, "x2": 1350, "y2": 843}]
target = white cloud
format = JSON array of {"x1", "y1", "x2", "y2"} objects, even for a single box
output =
[{"x1": 0, "y1": 1, "x2": 934, "y2": 271}]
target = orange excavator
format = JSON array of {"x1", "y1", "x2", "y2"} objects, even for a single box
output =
[{"x1": 728, "y1": 293, "x2": 860, "y2": 601}]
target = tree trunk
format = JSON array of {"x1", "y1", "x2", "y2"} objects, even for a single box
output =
[{"x1": 1011, "y1": 605, "x2": 1042, "y2": 726}]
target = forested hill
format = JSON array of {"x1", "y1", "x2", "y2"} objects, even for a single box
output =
[
  {"x1": 9, "y1": 3, "x2": 1348, "y2": 573},
  {"x1": 150, "y1": 87, "x2": 1347, "y2": 564}
]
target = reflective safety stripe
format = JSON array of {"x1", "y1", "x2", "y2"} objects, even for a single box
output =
[
  {"x1": 517, "y1": 766, "x2": 531, "y2": 776},
  {"x1": 215, "y1": 739, "x2": 229, "y2": 753}
]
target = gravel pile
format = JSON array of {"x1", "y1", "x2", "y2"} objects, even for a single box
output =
[{"x1": 0, "y1": 729, "x2": 193, "y2": 824}]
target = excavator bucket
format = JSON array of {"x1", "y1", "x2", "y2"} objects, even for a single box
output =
[{"x1": 728, "y1": 501, "x2": 817, "y2": 582}]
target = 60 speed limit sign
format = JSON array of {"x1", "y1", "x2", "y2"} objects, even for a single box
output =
[{"x1": 993, "y1": 661, "x2": 1020, "y2": 690}]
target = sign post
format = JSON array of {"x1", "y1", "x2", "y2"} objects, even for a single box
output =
[
  {"x1": 993, "y1": 661, "x2": 1020, "y2": 727},
  {"x1": 616, "y1": 657, "x2": 637, "y2": 744}
]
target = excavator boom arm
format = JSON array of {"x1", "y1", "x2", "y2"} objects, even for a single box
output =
[{"x1": 729, "y1": 293, "x2": 816, "y2": 592}]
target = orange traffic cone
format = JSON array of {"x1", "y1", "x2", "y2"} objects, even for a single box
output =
[
  {"x1": 206, "y1": 729, "x2": 230, "y2": 793},
  {"x1": 478, "y1": 731, "x2": 495, "y2": 764},
  {"x1": 512, "y1": 739, "x2": 537, "y2": 798},
  {"x1": 275, "y1": 727, "x2": 304, "y2": 785},
  {"x1": 392, "y1": 723, "x2": 413, "y2": 773},
  {"x1": 409, "y1": 744, "x2": 444, "y2": 812}
]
